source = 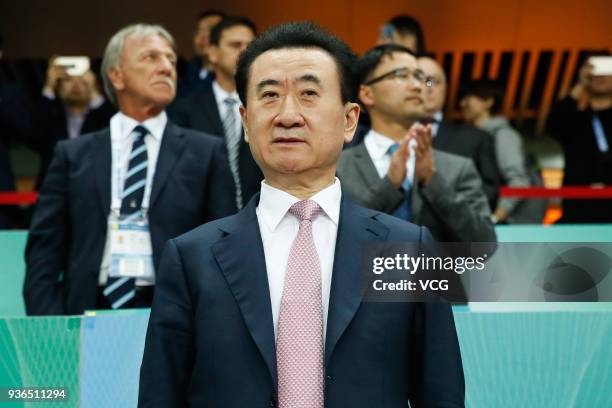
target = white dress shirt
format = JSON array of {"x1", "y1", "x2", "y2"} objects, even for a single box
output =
[
  {"x1": 430, "y1": 111, "x2": 443, "y2": 138},
  {"x1": 212, "y1": 80, "x2": 242, "y2": 138},
  {"x1": 256, "y1": 178, "x2": 341, "y2": 341},
  {"x1": 98, "y1": 111, "x2": 167, "y2": 286},
  {"x1": 364, "y1": 129, "x2": 416, "y2": 184}
]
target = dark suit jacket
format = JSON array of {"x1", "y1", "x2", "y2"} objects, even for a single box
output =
[
  {"x1": 139, "y1": 195, "x2": 465, "y2": 407},
  {"x1": 176, "y1": 57, "x2": 215, "y2": 97},
  {"x1": 28, "y1": 97, "x2": 116, "y2": 187},
  {"x1": 0, "y1": 83, "x2": 34, "y2": 228},
  {"x1": 433, "y1": 123, "x2": 502, "y2": 210},
  {"x1": 23, "y1": 120, "x2": 237, "y2": 315},
  {"x1": 168, "y1": 82, "x2": 263, "y2": 206}
]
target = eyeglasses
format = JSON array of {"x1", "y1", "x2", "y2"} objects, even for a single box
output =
[
  {"x1": 364, "y1": 67, "x2": 427, "y2": 86},
  {"x1": 425, "y1": 76, "x2": 442, "y2": 88}
]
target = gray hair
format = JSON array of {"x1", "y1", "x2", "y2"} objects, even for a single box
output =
[{"x1": 101, "y1": 23, "x2": 176, "y2": 106}]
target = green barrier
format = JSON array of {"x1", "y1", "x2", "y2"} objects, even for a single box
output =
[
  {"x1": 2, "y1": 226, "x2": 612, "y2": 316},
  {"x1": 0, "y1": 232, "x2": 27, "y2": 317},
  {"x1": 0, "y1": 317, "x2": 81, "y2": 407}
]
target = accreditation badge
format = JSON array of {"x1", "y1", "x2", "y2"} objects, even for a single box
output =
[{"x1": 108, "y1": 213, "x2": 154, "y2": 280}]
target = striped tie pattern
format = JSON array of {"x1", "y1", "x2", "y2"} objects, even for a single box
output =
[
  {"x1": 103, "y1": 125, "x2": 149, "y2": 309},
  {"x1": 277, "y1": 200, "x2": 325, "y2": 408},
  {"x1": 388, "y1": 143, "x2": 412, "y2": 221},
  {"x1": 222, "y1": 97, "x2": 243, "y2": 209}
]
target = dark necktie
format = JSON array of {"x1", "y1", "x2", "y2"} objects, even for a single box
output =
[{"x1": 103, "y1": 125, "x2": 149, "y2": 309}]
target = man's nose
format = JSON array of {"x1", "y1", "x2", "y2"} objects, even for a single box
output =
[
  {"x1": 274, "y1": 95, "x2": 305, "y2": 128},
  {"x1": 158, "y1": 56, "x2": 174, "y2": 75}
]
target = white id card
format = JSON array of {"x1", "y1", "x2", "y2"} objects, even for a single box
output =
[{"x1": 109, "y1": 214, "x2": 154, "y2": 279}]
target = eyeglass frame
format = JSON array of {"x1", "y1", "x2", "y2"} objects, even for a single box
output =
[{"x1": 363, "y1": 66, "x2": 427, "y2": 86}]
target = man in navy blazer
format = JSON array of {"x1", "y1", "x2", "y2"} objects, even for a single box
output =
[
  {"x1": 23, "y1": 24, "x2": 236, "y2": 315},
  {"x1": 139, "y1": 22, "x2": 464, "y2": 407}
]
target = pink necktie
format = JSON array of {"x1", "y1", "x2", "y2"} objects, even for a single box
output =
[{"x1": 277, "y1": 200, "x2": 325, "y2": 408}]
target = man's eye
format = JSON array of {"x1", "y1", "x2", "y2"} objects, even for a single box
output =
[
  {"x1": 302, "y1": 90, "x2": 318, "y2": 97},
  {"x1": 261, "y1": 91, "x2": 278, "y2": 99},
  {"x1": 396, "y1": 72, "x2": 410, "y2": 80}
]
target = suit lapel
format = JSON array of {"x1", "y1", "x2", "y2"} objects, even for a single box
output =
[
  {"x1": 149, "y1": 122, "x2": 186, "y2": 209},
  {"x1": 351, "y1": 143, "x2": 383, "y2": 187},
  {"x1": 200, "y1": 88, "x2": 225, "y2": 137},
  {"x1": 411, "y1": 181, "x2": 423, "y2": 224},
  {"x1": 93, "y1": 129, "x2": 111, "y2": 216},
  {"x1": 325, "y1": 197, "x2": 389, "y2": 366},
  {"x1": 211, "y1": 196, "x2": 278, "y2": 389}
]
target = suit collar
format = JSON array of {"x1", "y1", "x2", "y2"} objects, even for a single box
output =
[
  {"x1": 211, "y1": 193, "x2": 391, "y2": 381},
  {"x1": 149, "y1": 121, "x2": 186, "y2": 208},
  {"x1": 351, "y1": 143, "x2": 385, "y2": 188},
  {"x1": 93, "y1": 129, "x2": 111, "y2": 216},
  {"x1": 195, "y1": 85, "x2": 225, "y2": 137},
  {"x1": 325, "y1": 196, "x2": 388, "y2": 365},
  {"x1": 211, "y1": 194, "x2": 278, "y2": 390}
]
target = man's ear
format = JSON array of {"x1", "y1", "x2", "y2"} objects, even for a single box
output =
[
  {"x1": 239, "y1": 104, "x2": 249, "y2": 143},
  {"x1": 358, "y1": 84, "x2": 374, "y2": 109},
  {"x1": 343, "y1": 102, "x2": 361, "y2": 144},
  {"x1": 108, "y1": 67, "x2": 124, "y2": 92}
]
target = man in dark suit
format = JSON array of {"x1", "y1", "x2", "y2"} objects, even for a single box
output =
[
  {"x1": 177, "y1": 9, "x2": 225, "y2": 97},
  {"x1": 139, "y1": 22, "x2": 464, "y2": 408},
  {"x1": 24, "y1": 23, "x2": 236, "y2": 316},
  {"x1": 417, "y1": 56, "x2": 501, "y2": 210},
  {"x1": 29, "y1": 61, "x2": 115, "y2": 187},
  {"x1": 170, "y1": 17, "x2": 262, "y2": 209},
  {"x1": 338, "y1": 45, "x2": 494, "y2": 243},
  {"x1": 0, "y1": 32, "x2": 34, "y2": 228}
]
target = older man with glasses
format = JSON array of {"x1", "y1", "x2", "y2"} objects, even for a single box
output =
[{"x1": 338, "y1": 44, "x2": 496, "y2": 244}]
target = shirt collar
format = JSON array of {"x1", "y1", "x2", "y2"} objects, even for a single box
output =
[
  {"x1": 111, "y1": 110, "x2": 167, "y2": 141},
  {"x1": 212, "y1": 80, "x2": 240, "y2": 106},
  {"x1": 257, "y1": 178, "x2": 342, "y2": 231},
  {"x1": 364, "y1": 128, "x2": 399, "y2": 159}
]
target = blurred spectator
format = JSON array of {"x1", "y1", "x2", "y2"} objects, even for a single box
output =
[
  {"x1": 417, "y1": 56, "x2": 502, "y2": 210},
  {"x1": 179, "y1": 9, "x2": 226, "y2": 96},
  {"x1": 338, "y1": 44, "x2": 495, "y2": 242},
  {"x1": 24, "y1": 24, "x2": 236, "y2": 315},
  {"x1": 378, "y1": 15, "x2": 426, "y2": 55},
  {"x1": 170, "y1": 17, "x2": 262, "y2": 209},
  {"x1": 29, "y1": 57, "x2": 115, "y2": 187},
  {"x1": 460, "y1": 80, "x2": 545, "y2": 224},
  {"x1": 547, "y1": 56, "x2": 612, "y2": 223},
  {"x1": 0, "y1": 32, "x2": 34, "y2": 228}
]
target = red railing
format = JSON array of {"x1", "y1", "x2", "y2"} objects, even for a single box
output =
[{"x1": 2, "y1": 186, "x2": 612, "y2": 206}]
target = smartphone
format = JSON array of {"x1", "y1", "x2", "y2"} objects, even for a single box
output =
[
  {"x1": 589, "y1": 56, "x2": 612, "y2": 76},
  {"x1": 54, "y1": 56, "x2": 90, "y2": 76}
]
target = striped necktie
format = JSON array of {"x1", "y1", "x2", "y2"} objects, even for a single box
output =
[
  {"x1": 388, "y1": 143, "x2": 412, "y2": 221},
  {"x1": 222, "y1": 97, "x2": 243, "y2": 209},
  {"x1": 103, "y1": 125, "x2": 149, "y2": 309}
]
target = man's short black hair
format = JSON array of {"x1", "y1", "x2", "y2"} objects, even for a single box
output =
[
  {"x1": 459, "y1": 79, "x2": 505, "y2": 113},
  {"x1": 357, "y1": 44, "x2": 416, "y2": 86},
  {"x1": 236, "y1": 22, "x2": 357, "y2": 107},
  {"x1": 197, "y1": 10, "x2": 226, "y2": 22},
  {"x1": 383, "y1": 14, "x2": 426, "y2": 55},
  {"x1": 209, "y1": 16, "x2": 257, "y2": 46}
]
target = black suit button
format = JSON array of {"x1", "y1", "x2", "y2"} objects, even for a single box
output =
[
  {"x1": 269, "y1": 395, "x2": 277, "y2": 407},
  {"x1": 326, "y1": 375, "x2": 334, "y2": 381}
]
